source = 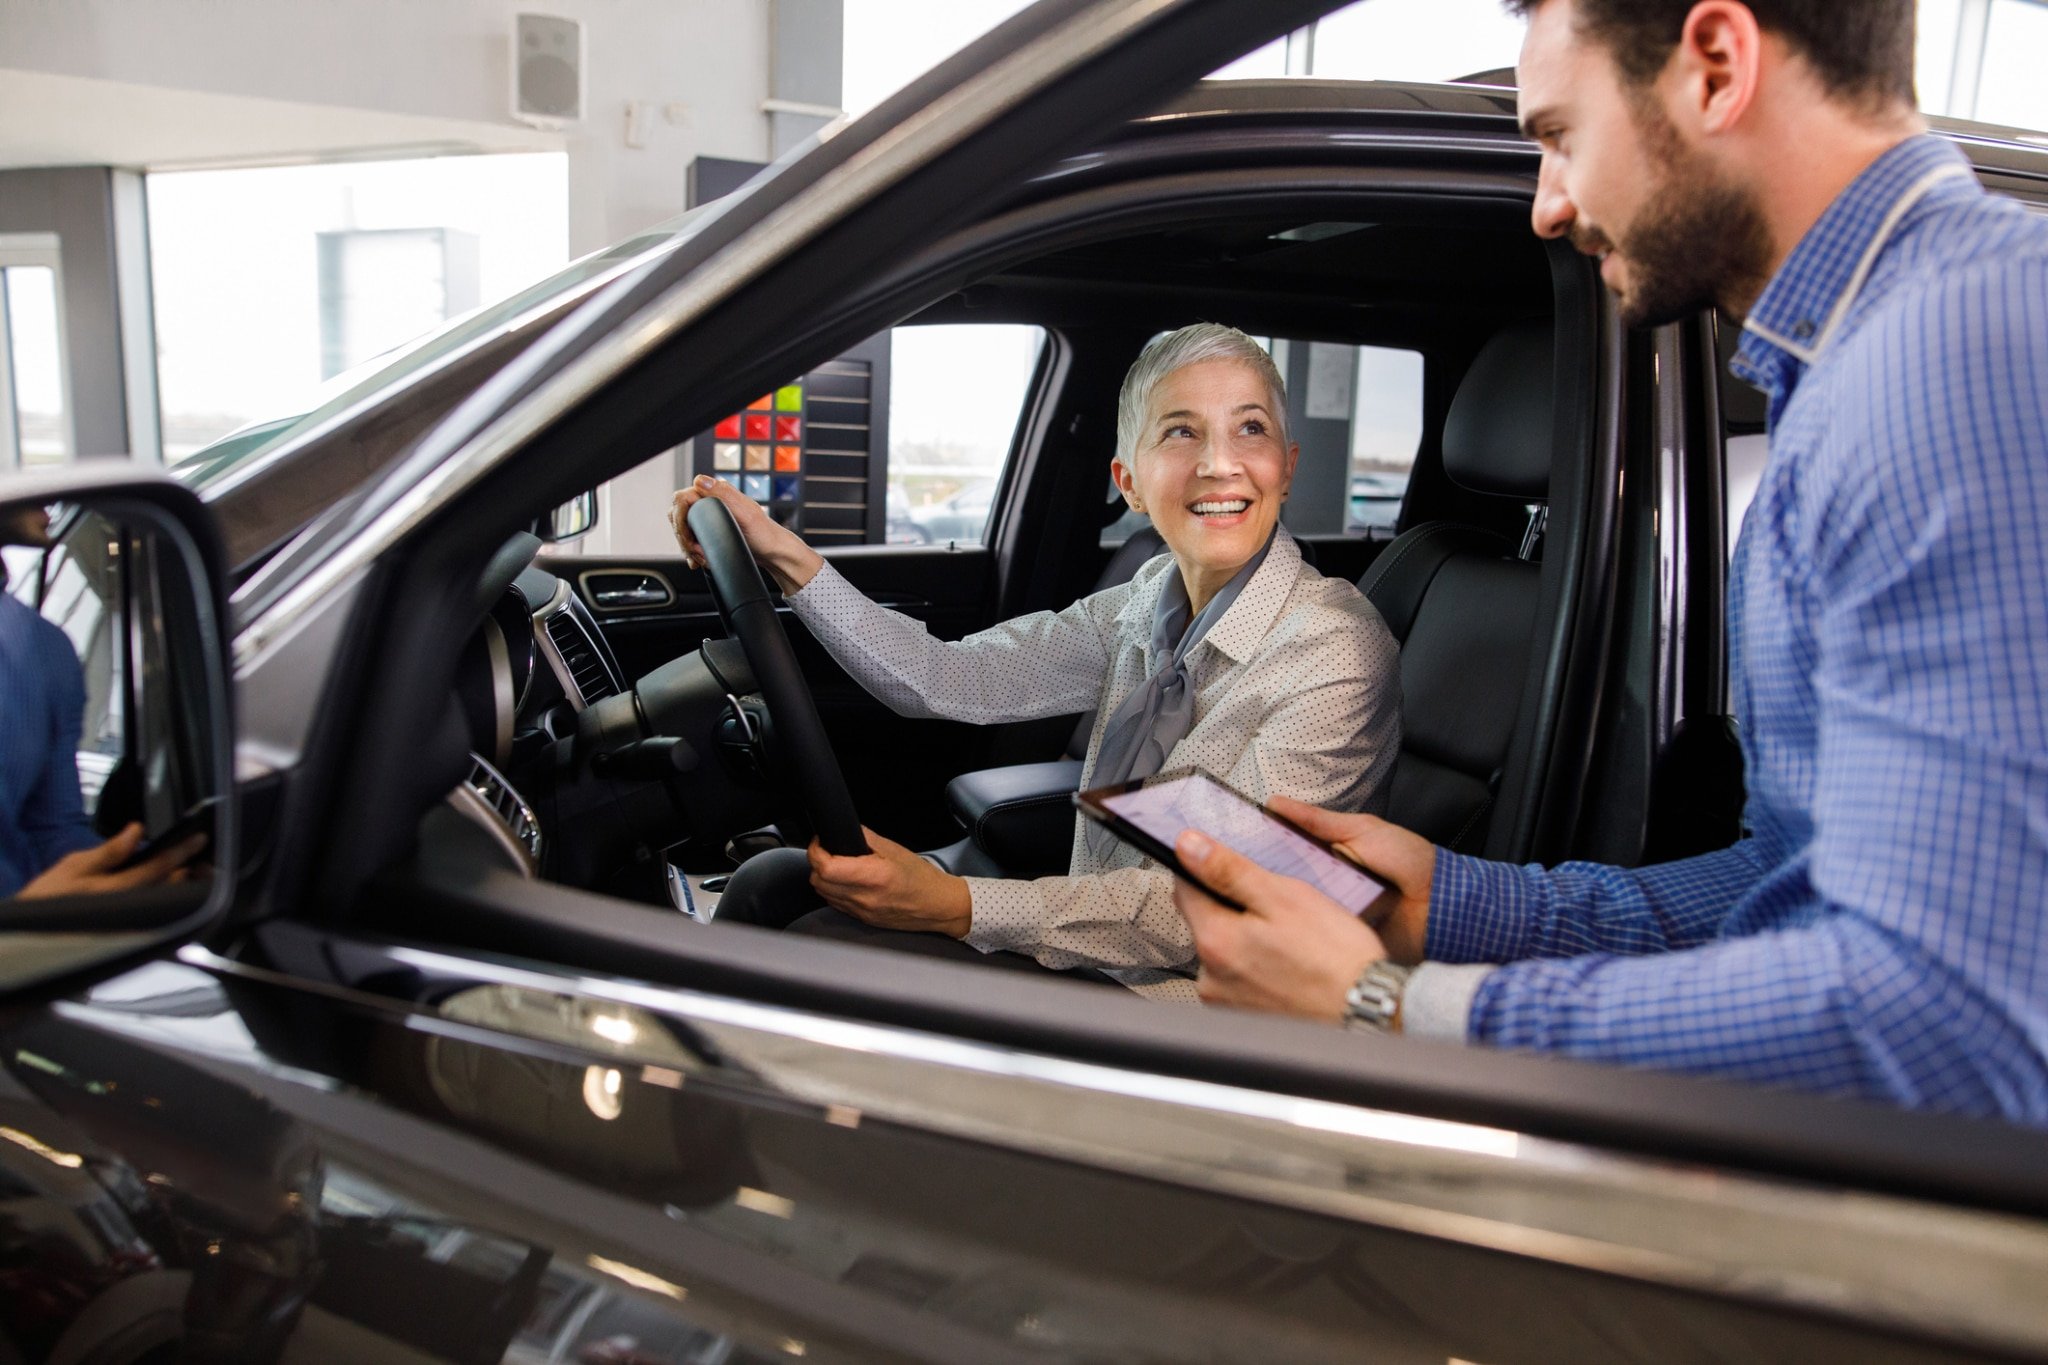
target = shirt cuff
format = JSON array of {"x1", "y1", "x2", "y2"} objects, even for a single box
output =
[
  {"x1": 785, "y1": 558, "x2": 858, "y2": 620},
  {"x1": 1426, "y1": 847, "x2": 1544, "y2": 964},
  {"x1": 961, "y1": 876, "x2": 1042, "y2": 953},
  {"x1": 1400, "y1": 962, "x2": 1494, "y2": 1042}
]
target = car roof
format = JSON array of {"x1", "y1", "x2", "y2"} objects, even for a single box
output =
[{"x1": 202, "y1": 77, "x2": 2048, "y2": 585}]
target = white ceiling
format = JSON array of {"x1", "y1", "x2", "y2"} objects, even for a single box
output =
[{"x1": 0, "y1": 67, "x2": 561, "y2": 173}]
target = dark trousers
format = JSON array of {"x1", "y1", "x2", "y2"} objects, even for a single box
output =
[{"x1": 715, "y1": 847, "x2": 1118, "y2": 984}]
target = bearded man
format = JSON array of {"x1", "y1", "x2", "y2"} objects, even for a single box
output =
[{"x1": 1177, "y1": 0, "x2": 2048, "y2": 1120}]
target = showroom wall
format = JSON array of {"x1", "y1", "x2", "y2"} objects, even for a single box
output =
[{"x1": 0, "y1": 0, "x2": 776, "y2": 255}]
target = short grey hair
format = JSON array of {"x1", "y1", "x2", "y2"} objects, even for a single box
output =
[{"x1": 1115, "y1": 324, "x2": 1289, "y2": 465}]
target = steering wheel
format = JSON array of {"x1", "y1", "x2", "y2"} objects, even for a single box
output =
[{"x1": 686, "y1": 496, "x2": 869, "y2": 857}]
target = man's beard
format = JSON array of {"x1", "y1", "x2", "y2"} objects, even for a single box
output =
[{"x1": 1583, "y1": 105, "x2": 1774, "y2": 329}]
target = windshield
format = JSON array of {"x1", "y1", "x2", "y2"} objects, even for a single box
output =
[{"x1": 172, "y1": 203, "x2": 718, "y2": 494}]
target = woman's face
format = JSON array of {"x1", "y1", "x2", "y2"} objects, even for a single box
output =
[{"x1": 1113, "y1": 359, "x2": 1298, "y2": 603}]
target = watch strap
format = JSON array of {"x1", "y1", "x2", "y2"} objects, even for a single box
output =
[{"x1": 1343, "y1": 960, "x2": 1414, "y2": 1034}]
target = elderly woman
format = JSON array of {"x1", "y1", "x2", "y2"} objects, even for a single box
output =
[{"x1": 669, "y1": 324, "x2": 1399, "y2": 1000}]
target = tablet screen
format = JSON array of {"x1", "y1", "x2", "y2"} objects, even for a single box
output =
[{"x1": 1100, "y1": 771, "x2": 1386, "y2": 914}]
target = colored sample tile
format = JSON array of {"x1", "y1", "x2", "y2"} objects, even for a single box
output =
[
  {"x1": 774, "y1": 415, "x2": 802, "y2": 442},
  {"x1": 772, "y1": 474, "x2": 800, "y2": 501},
  {"x1": 744, "y1": 445, "x2": 771, "y2": 471},
  {"x1": 744, "y1": 414, "x2": 773, "y2": 441},
  {"x1": 743, "y1": 473, "x2": 772, "y2": 500},
  {"x1": 712, "y1": 442, "x2": 742, "y2": 470},
  {"x1": 715, "y1": 415, "x2": 742, "y2": 440},
  {"x1": 747, "y1": 394, "x2": 773, "y2": 411},
  {"x1": 776, "y1": 384, "x2": 803, "y2": 411},
  {"x1": 773, "y1": 444, "x2": 801, "y2": 471},
  {"x1": 716, "y1": 473, "x2": 741, "y2": 488}
]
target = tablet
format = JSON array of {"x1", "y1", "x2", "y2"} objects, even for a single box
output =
[{"x1": 1076, "y1": 768, "x2": 1389, "y2": 916}]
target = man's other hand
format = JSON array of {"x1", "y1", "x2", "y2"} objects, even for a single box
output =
[{"x1": 16, "y1": 823, "x2": 208, "y2": 901}]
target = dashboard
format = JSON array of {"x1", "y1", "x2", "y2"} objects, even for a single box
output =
[{"x1": 444, "y1": 543, "x2": 630, "y2": 883}]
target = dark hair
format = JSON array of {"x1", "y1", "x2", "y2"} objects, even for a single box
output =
[{"x1": 1505, "y1": 0, "x2": 1916, "y2": 107}]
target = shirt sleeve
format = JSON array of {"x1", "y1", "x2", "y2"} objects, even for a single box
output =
[
  {"x1": 23, "y1": 622, "x2": 97, "y2": 867},
  {"x1": 1425, "y1": 841, "x2": 1769, "y2": 963},
  {"x1": 786, "y1": 560, "x2": 1115, "y2": 725},
  {"x1": 965, "y1": 649, "x2": 1401, "y2": 974}
]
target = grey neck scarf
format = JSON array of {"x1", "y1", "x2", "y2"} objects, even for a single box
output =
[{"x1": 1085, "y1": 531, "x2": 1276, "y2": 857}]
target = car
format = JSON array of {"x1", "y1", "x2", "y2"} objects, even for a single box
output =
[
  {"x1": 1345, "y1": 471, "x2": 1407, "y2": 532},
  {"x1": 906, "y1": 478, "x2": 997, "y2": 544},
  {"x1": 7, "y1": 1, "x2": 2048, "y2": 1360}
]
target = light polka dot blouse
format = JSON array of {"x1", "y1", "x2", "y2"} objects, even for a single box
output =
[{"x1": 787, "y1": 528, "x2": 1401, "y2": 1002}]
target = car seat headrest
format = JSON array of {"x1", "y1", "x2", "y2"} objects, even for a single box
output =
[{"x1": 1442, "y1": 318, "x2": 1555, "y2": 502}]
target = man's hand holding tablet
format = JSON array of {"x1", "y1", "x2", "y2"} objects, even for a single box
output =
[{"x1": 1077, "y1": 771, "x2": 1438, "y2": 1020}]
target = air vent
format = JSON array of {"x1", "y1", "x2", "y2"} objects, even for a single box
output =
[
  {"x1": 451, "y1": 753, "x2": 543, "y2": 873},
  {"x1": 544, "y1": 608, "x2": 616, "y2": 704}
]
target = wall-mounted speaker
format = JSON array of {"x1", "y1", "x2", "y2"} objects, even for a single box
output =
[{"x1": 514, "y1": 13, "x2": 584, "y2": 128}]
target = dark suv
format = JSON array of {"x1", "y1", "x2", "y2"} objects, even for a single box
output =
[{"x1": 6, "y1": 2, "x2": 2048, "y2": 1360}]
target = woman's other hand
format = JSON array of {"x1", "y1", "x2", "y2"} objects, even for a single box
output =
[
  {"x1": 808, "y1": 828, "x2": 973, "y2": 938},
  {"x1": 669, "y1": 476, "x2": 823, "y2": 594}
]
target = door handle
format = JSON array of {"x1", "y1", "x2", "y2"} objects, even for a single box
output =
[
  {"x1": 594, "y1": 586, "x2": 667, "y2": 606},
  {"x1": 578, "y1": 570, "x2": 675, "y2": 612}
]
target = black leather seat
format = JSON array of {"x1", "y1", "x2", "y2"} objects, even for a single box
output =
[{"x1": 1358, "y1": 318, "x2": 1552, "y2": 853}]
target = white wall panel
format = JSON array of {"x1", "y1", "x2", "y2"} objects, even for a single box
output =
[{"x1": 0, "y1": 0, "x2": 774, "y2": 252}]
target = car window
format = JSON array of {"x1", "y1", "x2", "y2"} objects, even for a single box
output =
[
  {"x1": 881, "y1": 324, "x2": 1043, "y2": 548},
  {"x1": 566, "y1": 322, "x2": 1045, "y2": 557},
  {"x1": 168, "y1": 205, "x2": 716, "y2": 495},
  {"x1": 1340, "y1": 344, "x2": 1425, "y2": 533},
  {"x1": 1103, "y1": 337, "x2": 1423, "y2": 546}
]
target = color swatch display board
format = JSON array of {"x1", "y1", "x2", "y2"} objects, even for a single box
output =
[{"x1": 690, "y1": 334, "x2": 892, "y2": 547}]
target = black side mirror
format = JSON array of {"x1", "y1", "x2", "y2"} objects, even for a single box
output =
[{"x1": 0, "y1": 470, "x2": 234, "y2": 991}]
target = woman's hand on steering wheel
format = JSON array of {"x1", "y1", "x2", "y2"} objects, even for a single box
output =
[
  {"x1": 670, "y1": 477, "x2": 823, "y2": 594},
  {"x1": 807, "y1": 827, "x2": 973, "y2": 938}
]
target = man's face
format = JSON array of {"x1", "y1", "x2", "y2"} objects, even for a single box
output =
[
  {"x1": 0, "y1": 506, "x2": 52, "y2": 549},
  {"x1": 1518, "y1": 0, "x2": 1772, "y2": 326}
]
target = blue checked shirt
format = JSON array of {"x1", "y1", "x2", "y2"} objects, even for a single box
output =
[{"x1": 1421, "y1": 136, "x2": 2048, "y2": 1119}]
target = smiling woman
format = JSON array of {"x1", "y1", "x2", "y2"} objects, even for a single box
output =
[
  {"x1": 671, "y1": 325, "x2": 1401, "y2": 1000},
  {"x1": 1111, "y1": 326, "x2": 1297, "y2": 613}
]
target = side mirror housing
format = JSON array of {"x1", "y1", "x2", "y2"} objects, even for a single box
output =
[{"x1": 0, "y1": 467, "x2": 234, "y2": 991}]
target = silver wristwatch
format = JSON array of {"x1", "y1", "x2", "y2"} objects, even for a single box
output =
[{"x1": 1343, "y1": 961, "x2": 1414, "y2": 1034}]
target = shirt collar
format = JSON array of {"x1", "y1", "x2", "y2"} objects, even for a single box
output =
[
  {"x1": 1733, "y1": 135, "x2": 1976, "y2": 401},
  {"x1": 1115, "y1": 527, "x2": 1303, "y2": 664}
]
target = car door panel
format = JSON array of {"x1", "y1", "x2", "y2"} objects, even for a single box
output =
[{"x1": 19, "y1": 936, "x2": 2030, "y2": 1365}]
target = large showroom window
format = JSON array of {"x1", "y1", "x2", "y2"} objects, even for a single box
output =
[
  {"x1": 848, "y1": 0, "x2": 2043, "y2": 124},
  {"x1": 147, "y1": 153, "x2": 568, "y2": 461},
  {"x1": 1970, "y1": 0, "x2": 2048, "y2": 131},
  {"x1": 0, "y1": 242, "x2": 69, "y2": 468}
]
